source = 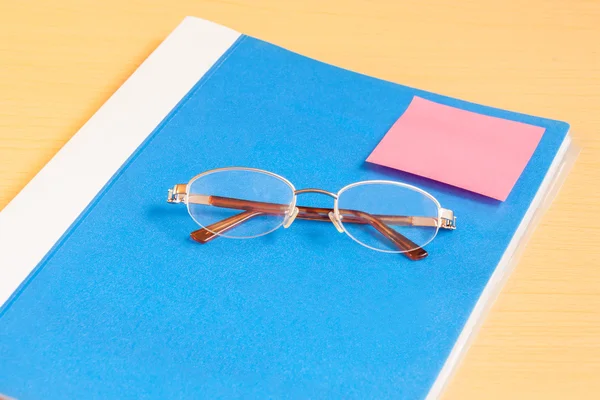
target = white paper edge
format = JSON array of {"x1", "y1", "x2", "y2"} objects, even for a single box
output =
[
  {"x1": 426, "y1": 133, "x2": 574, "y2": 399},
  {"x1": 0, "y1": 16, "x2": 241, "y2": 307}
]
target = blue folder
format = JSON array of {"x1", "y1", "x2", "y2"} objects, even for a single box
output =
[{"x1": 0, "y1": 20, "x2": 570, "y2": 399}]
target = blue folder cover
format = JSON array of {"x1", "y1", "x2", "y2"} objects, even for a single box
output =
[{"x1": 0, "y1": 34, "x2": 569, "y2": 399}]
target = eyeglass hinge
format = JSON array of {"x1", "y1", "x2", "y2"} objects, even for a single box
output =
[
  {"x1": 439, "y1": 208, "x2": 457, "y2": 230},
  {"x1": 167, "y1": 184, "x2": 188, "y2": 204}
]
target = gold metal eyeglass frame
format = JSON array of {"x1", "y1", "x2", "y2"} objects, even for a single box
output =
[{"x1": 167, "y1": 167, "x2": 456, "y2": 261}]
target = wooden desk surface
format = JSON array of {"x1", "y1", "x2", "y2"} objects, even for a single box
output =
[{"x1": 1, "y1": 1, "x2": 598, "y2": 398}]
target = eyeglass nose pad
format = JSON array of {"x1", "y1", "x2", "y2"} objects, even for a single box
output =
[
  {"x1": 283, "y1": 207, "x2": 299, "y2": 229},
  {"x1": 328, "y1": 211, "x2": 344, "y2": 233}
]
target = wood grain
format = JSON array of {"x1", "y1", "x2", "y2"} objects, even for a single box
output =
[{"x1": 1, "y1": 1, "x2": 599, "y2": 398}]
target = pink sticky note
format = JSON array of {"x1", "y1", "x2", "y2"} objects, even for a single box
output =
[{"x1": 367, "y1": 96, "x2": 545, "y2": 201}]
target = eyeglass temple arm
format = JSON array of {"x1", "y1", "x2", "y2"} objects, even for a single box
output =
[
  {"x1": 187, "y1": 195, "x2": 431, "y2": 260},
  {"x1": 186, "y1": 195, "x2": 442, "y2": 227},
  {"x1": 170, "y1": 187, "x2": 447, "y2": 229}
]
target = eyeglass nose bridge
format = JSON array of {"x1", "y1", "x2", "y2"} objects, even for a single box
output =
[
  {"x1": 282, "y1": 188, "x2": 343, "y2": 231},
  {"x1": 294, "y1": 188, "x2": 338, "y2": 198}
]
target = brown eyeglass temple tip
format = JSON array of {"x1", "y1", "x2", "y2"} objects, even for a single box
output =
[{"x1": 190, "y1": 210, "x2": 261, "y2": 244}]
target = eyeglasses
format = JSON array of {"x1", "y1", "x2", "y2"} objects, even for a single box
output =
[{"x1": 167, "y1": 167, "x2": 456, "y2": 260}]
